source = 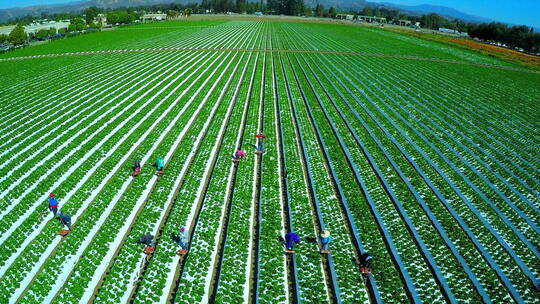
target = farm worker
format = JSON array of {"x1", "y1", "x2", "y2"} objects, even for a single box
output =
[
  {"x1": 137, "y1": 234, "x2": 155, "y2": 247},
  {"x1": 232, "y1": 149, "x2": 247, "y2": 162},
  {"x1": 173, "y1": 227, "x2": 189, "y2": 250},
  {"x1": 359, "y1": 252, "x2": 373, "y2": 275},
  {"x1": 48, "y1": 193, "x2": 59, "y2": 216},
  {"x1": 156, "y1": 157, "x2": 165, "y2": 171},
  {"x1": 132, "y1": 160, "x2": 141, "y2": 176},
  {"x1": 320, "y1": 230, "x2": 331, "y2": 253},
  {"x1": 57, "y1": 211, "x2": 72, "y2": 230},
  {"x1": 252, "y1": 134, "x2": 267, "y2": 153},
  {"x1": 284, "y1": 232, "x2": 301, "y2": 251}
]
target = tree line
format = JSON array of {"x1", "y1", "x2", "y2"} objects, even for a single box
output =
[
  {"x1": 350, "y1": 5, "x2": 540, "y2": 53},
  {"x1": 0, "y1": 16, "x2": 101, "y2": 46},
  {"x1": 415, "y1": 11, "x2": 539, "y2": 53},
  {"x1": 1, "y1": 1, "x2": 538, "y2": 53},
  {"x1": 468, "y1": 23, "x2": 539, "y2": 52}
]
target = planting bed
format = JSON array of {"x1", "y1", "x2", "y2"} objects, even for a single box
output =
[{"x1": 0, "y1": 18, "x2": 538, "y2": 304}]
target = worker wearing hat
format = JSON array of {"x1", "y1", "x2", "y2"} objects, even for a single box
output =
[
  {"x1": 48, "y1": 193, "x2": 59, "y2": 216},
  {"x1": 320, "y1": 230, "x2": 331, "y2": 254}
]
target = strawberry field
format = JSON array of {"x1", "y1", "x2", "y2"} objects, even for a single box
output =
[{"x1": 0, "y1": 18, "x2": 539, "y2": 304}]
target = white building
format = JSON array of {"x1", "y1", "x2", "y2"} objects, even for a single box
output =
[
  {"x1": 439, "y1": 27, "x2": 459, "y2": 34},
  {"x1": 141, "y1": 13, "x2": 167, "y2": 23},
  {"x1": 0, "y1": 21, "x2": 71, "y2": 35},
  {"x1": 336, "y1": 14, "x2": 354, "y2": 21}
]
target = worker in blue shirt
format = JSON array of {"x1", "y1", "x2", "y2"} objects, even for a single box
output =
[
  {"x1": 283, "y1": 232, "x2": 300, "y2": 253},
  {"x1": 48, "y1": 193, "x2": 59, "y2": 216},
  {"x1": 320, "y1": 230, "x2": 332, "y2": 254}
]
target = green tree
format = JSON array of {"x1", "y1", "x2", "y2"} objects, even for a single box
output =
[
  {"x1": 70, "y1": 17, "x2": 86, "y2": 31},
  {"x1": 420, "y1": 13, "x2": 447, "y2": 29},
  {"x1": 8, "y1": 25, "x2": 27, "y2": 45},
  {"x1": 467, "y1": 21, "x2": 540, "y2": 52},
  {"x1": 90, "y1": 22, "x2": 103, "y2": 30},
  {"x1": 84, "y1": 6, "x2": 101, "y2": 24},
  {"x1": 267, "y1": 0, "x2": 285, "y2": 14},
  {"x1": 285, "y1": 0, "x2": 304, "y2": 15},
  {"x1": 201, "y1": 0, "x2": 214, "y2": 10},
  {"x1": 35, "y1": 28, "x2": 49, "y2": 39},
  {"x1": 236, "y1": 0, "x2": 247, "y2": 13},
  {"x1": 167, "y1": 10, "x2": 179, "y2": 19},
  {"x1": 328, "y1": 6, "x2": 337, "y2": 18},
  {"x1": 0, "y1": 34, "x2": 7, "y2": 43},
  {"x1": 107, "y1": 12, "x2": 119, "y2": 24},
  {"x1": 215, "y1": 0, "x2": 235, "y2": 13},
  {"x1": 107, "y1": 10, "x2": 138, "y2": 24},
  {"x1": 360, "y1": 6, "x2": 373, "y2": 16},
  {"x1": 76, "y1": 23, "x2": 86, "y2": 31},
  {"x1": 49, "y1": 27, "x2": 57, "y2": 36},
  {"x1": 315, "y1": 3, "x2": 325, "y2": 17},
  {"x1": 58, "y1": 28, "x2": 67, "y2": 34},
  {"x1": 246, "y1": 3, "x2": 256, "y2": 14}
]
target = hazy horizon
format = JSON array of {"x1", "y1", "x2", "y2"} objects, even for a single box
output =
[{"x1": 1, "y1": 0, "x2": 539, "y2": 28}]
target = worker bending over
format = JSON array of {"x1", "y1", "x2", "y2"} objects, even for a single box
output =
[
  {"x1": 137, "y1": 233, "x2": 156, "y2": 254},
  {"x1": 132, "y1": 160, "x2": 141, "y2": 177},
  {"x1": 172, "y1": 226, "x2": 189, "y2": 255},
  {"x1": 232, "y1": 149, "x2": 247, "y2": 163},
  {"x1": 57, "y1": 211, "x2": 72, "y2": 236},
  {"x1": 283, "y1": 232, "x2": 301, "y2": 253},
  {"x1": 154, "y1": 157, "x2": 165, "y2": 176},
  {"x1": 359, "y1": 252, "x2": 373, "y2": 276}
]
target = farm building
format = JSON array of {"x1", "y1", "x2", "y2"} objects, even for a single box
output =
[
  {"x1": 336, "y1": 14, "x2": 354, "y2": 21},
  {"x1": 140, "y1": 13, "x2": 167, "y2": 23},
  {"x1": 396, "y1": 19, "x2": 411, "y2": 26},
  {"x1": 357, "y1": 16, "x2": 387, "y2": 23},
  {"x1": 439, "y1": 28, "x2": 459, "y2": 34}
]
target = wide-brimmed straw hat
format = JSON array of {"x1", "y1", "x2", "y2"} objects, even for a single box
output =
[{"x1": 321, "y1": 230, "x2": 330, "y2": 238}]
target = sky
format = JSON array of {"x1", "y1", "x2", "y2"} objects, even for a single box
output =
[{"x1": 0, "y1": 0, "x2": 539, "y2": 28}]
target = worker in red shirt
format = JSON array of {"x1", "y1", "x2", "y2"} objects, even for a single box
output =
[{"x1": 253, "y1": 133, "x2": 267, "y2": 154}]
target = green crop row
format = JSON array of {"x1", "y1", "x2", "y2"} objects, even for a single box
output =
[
  {"x1": 272, "y1": 44, "x2": 329, "y2": 302},
  {"x1": 54, "y1": 49, "x2": 237, "y2": 303},
  {"x1": 134, "y1": 52, "x2": 248, "y2": 303},
  {"x1": 173, "y1": 55, "x2": 254, "y2": 303},
  {"x1": 0, "y1": 51, "x2": 195, "y2": 262},
  {"x1": 256, "y1": 44, "x2": 288, "y2": 304},
  {"x1": 1, "y1": 19, "x2": 538, "y2": 304}
]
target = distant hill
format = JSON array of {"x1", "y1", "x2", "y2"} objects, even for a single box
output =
[
  {"x1": 1, "y1": 0, "x2": 369, "y2": 24},
  {"x1": 370, "y1": 2, "x2": 493, "y2": 24},
  {"x1": 301, "y1": 1, "x2": 493, "y2": 24},
  {"x1": 369, "y1": 2, "x2": 540, "y2": 31},
  {"x1": 0, "y1": 0, "x2": 518, "y2": 29},
  {"x1": 304, "y1": 0, "x2": 367, "y2": 10},
  {"x1": 0, "y1": 0, "x2": 188, "y2": 23}
]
